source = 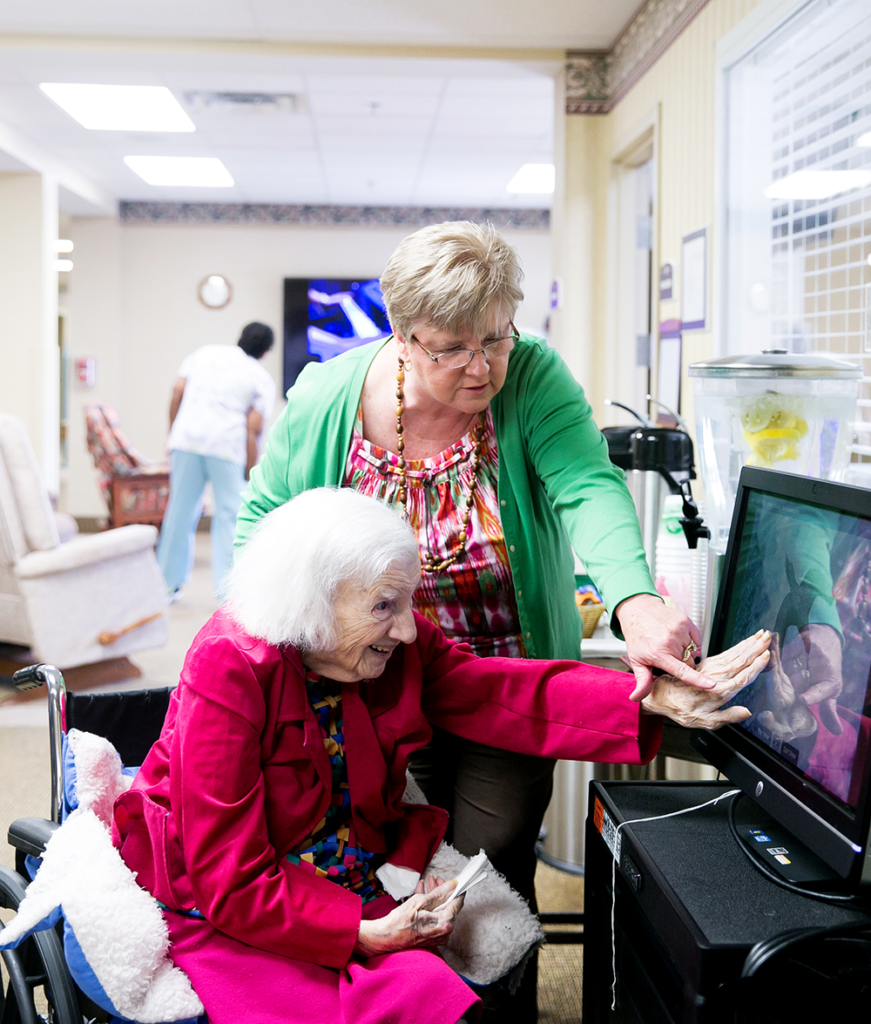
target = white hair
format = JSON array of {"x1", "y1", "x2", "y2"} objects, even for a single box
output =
[
  {"x1": 225, "y1": 488, "x2": 420, "y2": 651},
  {"x1": 380, "y1": 221, "x2": 524, "y2": 341}
]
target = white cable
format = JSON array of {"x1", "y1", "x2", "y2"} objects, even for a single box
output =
[{"x1": 609, "y1": 789, "x2": 741, "y2": 1010}]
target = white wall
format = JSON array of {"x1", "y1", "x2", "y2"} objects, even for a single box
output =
[
  {"x1": 0, "y1": 172, "x2": 59, "y2": 487},
  {"x1": 64, "y1": 218, "x2": 551, "y2": 516}
]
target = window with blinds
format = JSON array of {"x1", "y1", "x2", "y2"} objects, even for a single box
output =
[{"x1": 723, "y1": 0, "x2": 871, "y2": 461}]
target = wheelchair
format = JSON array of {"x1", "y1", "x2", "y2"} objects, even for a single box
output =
[
  {"x1": 1, "y1": 664, "x2": 174, "y2": 1024},
  {"x1": 1, "y1": 665, "x2": 550, "y2": 1024}
]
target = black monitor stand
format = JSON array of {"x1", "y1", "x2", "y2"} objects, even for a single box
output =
[{"x1": 583, "y1": 781, "x2": 871, "y2": 1024}]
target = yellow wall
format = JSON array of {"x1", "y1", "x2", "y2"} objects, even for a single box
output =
[
  {"x1": 550, "y1": 105, "x2": 609, "y2": 410},
  {"x1": 610, "y1": 0, "x2": 765, "y2": 432},
  {"x1": 553, "y1": 0, "x2": 769, "y2": 434}
]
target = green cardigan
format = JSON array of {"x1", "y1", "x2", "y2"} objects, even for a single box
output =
[{"x1": 235, "y1": 334, "x2": 657, "y2": 661}]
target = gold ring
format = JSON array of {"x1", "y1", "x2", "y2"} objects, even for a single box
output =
[{"x1": 682, "y1": 641, "x2": 698, "y2": 662}]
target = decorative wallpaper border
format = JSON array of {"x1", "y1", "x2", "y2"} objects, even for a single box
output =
[
  {"x1": 119, "y1": 202, "x2": 550, "y2": 230},
  {"x1": 566, "y1": 0, "x2": 713, "y2": 114},
  {"x1": 565, "y1": 54, "x2": 611, "y2": 115}
]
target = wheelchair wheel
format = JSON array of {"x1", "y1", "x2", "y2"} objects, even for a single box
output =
[{"x1": 0, "y1": 865, "x2": 82, "y2": 1024}]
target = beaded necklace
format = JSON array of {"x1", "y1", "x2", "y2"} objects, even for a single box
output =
[{"x1": 394, "y1": 358, "x2": 485, "y2": 574}]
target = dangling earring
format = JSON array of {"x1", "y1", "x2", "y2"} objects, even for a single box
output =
[{"x1": 403, "y1": 358, "x2": 413, "y2": 372}]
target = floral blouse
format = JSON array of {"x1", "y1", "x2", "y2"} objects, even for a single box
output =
[{"x1": 343, "y1": 407, "x2": 525, "y2": 659}]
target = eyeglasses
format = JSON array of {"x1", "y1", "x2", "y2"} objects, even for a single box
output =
[{"x1": 411, "y1": 324, "x2": 519, "y2": 370}]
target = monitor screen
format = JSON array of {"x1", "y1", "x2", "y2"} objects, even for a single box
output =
[
  {"x1": 720, "y1": 485, "x2": 871, "y2": 811},
  {"x1": 283, "y1": 277, "x2": 391, "y2": 396},
  {"x1": 695, "y1": 466, "x2": 871, "y2": 886}
]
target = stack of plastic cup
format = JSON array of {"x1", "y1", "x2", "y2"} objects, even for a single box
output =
[
  {"x1": 689, "y1": 504, "x2": 708, "y2": 634},
  {"x1": 655, "y1": 495, "x2": 694, "y2": 619}
]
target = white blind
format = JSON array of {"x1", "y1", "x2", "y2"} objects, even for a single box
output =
[{"x1": 724, "y1": 0, "x2": 871, "y2": 459}]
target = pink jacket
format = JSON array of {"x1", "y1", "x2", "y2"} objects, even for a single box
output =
[{"x1": 113, "y1": 609, "x2": 661, "y2": 971}]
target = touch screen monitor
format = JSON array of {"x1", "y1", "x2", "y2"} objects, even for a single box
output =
[
  {"x1": 692, "y1": 466, "x2": 871, "y2": 890},
  {"x1": 283, "y1": 277, "x2": 391, "y2": 395}
]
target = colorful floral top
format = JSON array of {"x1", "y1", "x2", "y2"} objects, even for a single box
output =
[
  {"x1": 343, "y1": 407, "x2": 526, "y2": 659},
  {"x1": 285, "y1": 672, "x2": 385, "y2": 903}
]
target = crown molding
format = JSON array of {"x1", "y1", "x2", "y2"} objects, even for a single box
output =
[{"x1": 566, "y1": 0, "x2": 713, "y2": 115}]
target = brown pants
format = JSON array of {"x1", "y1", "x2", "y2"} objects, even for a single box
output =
[{"x1": 409, "y1": 727, "x2": 556, "y2": 1023}]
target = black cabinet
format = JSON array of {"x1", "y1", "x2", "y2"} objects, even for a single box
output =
[{"x1": 582, "y1": 781, "x2": 870, "y2": 1024}]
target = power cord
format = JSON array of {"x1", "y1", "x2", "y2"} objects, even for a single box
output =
[{"x1": 725, "y1": 791, "x2": 864, "y2": 906}]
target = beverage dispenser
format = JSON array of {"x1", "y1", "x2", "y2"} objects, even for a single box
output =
[
  {"x1": 688, "y1": 351, "x2": 861, "y2": 554},
  {"x1": 688, "y1": 350, "x2": 860, "y2": 638}
]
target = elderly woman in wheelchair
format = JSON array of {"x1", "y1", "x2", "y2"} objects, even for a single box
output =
[{"x1": 1, "y1": 488, "x2": 771, "y2": 1024}]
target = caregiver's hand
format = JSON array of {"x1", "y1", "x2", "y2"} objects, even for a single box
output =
[
  {"x1": 615, "y1": 593, "x2": 714, "y2": 702},
  {"x1": 641, "y1": 630, "x2": 772, "y2": 729},
  {"x1": 353, "y1": 875, "x2": 464, "y2": 957}
]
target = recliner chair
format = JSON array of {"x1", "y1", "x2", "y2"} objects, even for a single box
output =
[{"x1": 0, "y1": 413, "x2": 167, "y2": 668}]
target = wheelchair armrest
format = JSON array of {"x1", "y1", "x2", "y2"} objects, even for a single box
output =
[{"x1": 8, "y1": 817, "x2": 60, "y2": 858}]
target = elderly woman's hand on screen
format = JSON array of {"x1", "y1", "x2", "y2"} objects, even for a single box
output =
[{"x1": 641, "y1": 629, "x2": 771, "y2": 729}]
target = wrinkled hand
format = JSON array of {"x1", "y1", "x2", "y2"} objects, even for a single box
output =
[
  {"x1": 615, "y1": 593, "x2": 713, "y2": 701},
  {"x1": 780, "y1": 624, "x2": 843, "y2": 735},
  {"x1": 353, "y1": 875, "x2": 464, "y2": 957},
  {"x1": 641, "y1": 630, "x2": 771, "y2": 729}
]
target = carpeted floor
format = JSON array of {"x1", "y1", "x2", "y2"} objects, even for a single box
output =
[{"x1": 0, "y1": 534, "x2": 587, "y2": 1021}]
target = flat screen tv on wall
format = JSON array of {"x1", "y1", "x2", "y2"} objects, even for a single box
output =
[{"x1": 282, "y1": 277, "x2": 391, "y2": 396}]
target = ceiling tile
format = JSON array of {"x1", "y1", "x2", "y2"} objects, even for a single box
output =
[{"x1": 0, "y1": 28, "x2": 558, "y2": 207}]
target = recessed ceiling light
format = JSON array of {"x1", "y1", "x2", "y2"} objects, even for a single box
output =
[
  {"x1": 858, "y1": 131, "x2": 871, "y2": 148},
  {"x1": 54, "y1": 239, "x2": 74, "y2": 253},
  {"x1": 124, "y1": 156, "x2": 234, "y2": 187},
  {"x1": 55, "y1": 259, "x2": 73, "y2": 272},
  {"x1": 39, "y1": 83, "x2": 195, "y2": 132},
  {"x1": 507, "y1": 164, "x2": 555, "y2": 194},
  {"x1": 764, "y1": 169, "x2": 871, "y2": 200}
]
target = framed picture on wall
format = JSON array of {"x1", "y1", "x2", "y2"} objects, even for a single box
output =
[
  {"x1": 681, "y1": 228, "x2": 707, "y2": 331},
  {"x1": 283, "y1": 277, "x2": 391, "y2": 395}
]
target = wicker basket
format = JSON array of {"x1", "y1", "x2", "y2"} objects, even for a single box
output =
[{"x1": 578, "y1": 603, "x2": 606, "y2": 639}]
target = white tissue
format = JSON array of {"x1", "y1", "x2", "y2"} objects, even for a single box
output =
[{"x1": 443, "y1": 849, "x2": 488, "y2": 905}]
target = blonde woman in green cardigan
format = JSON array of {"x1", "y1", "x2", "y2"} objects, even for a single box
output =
[{"x1": 235, "y1": 222, "x2": 709, "y2": 1021}]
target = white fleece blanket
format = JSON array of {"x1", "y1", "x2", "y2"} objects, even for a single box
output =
[{"x1": 0, "y1": 731, "x2": 204, "y2": 1023}]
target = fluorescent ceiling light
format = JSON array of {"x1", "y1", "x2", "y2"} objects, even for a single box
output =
[
  {"x1": 858, "y1": 131, "x2": 871, "y2": 148},
  {"x1": 124, "y1": 156, "x2": 234, "y2": 187},
  {"x1": 507, "y1": 163, "x2": 555, "y2": 194},
  {"x1": 55, "y1": 259, "x2": 73, "y2": 272},
  {"x1": 765, "y1": 169, "x2": 871, "y2": 200},
  {"x1": 39, "y1": 83, "x2": 195, "y2": 132},
  {"x1": 54, "y1": 239, "x2": 74, "y2": 253}
]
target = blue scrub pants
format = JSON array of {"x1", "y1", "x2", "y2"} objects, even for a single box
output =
[{"x1": 157, "y1": 450, "x2": 246, "y2": 600}]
